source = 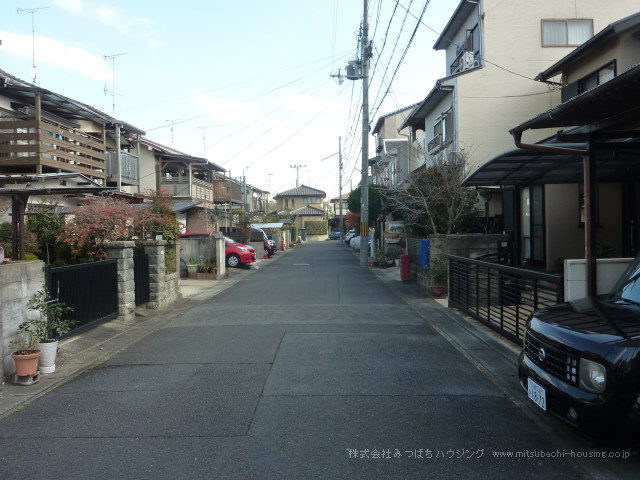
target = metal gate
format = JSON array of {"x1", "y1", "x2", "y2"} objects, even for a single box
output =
[
  {"x1": 46, "y1": 260, "x2": 118, "y2": 336},
  {"x1": 134, "y1": 254, "x2": 150, "y2": 306}
]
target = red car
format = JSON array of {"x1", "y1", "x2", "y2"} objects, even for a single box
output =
[{"x1": 179, "y1": 233, "x2": 256, "y2": 268}]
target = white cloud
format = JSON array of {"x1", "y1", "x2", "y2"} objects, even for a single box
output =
[
  {"x1": 93, "y1": 6, "x2": 154, "y2": 37},
  {"x1": 53, "y1": 0, "x2": 85, "y2": 15},
  {"x1": 0, "y1": 31, "x2": 111, "y2": 81},
  {"x1": 95, "y1": 6, "x2": 129, "y2": 35}
]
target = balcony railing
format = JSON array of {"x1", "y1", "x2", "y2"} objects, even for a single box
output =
[
  {"x1": 159, "y1": 176, "x2": 213, "y2": 202},
  {"x1": 427, "y1": 134, "x2": 443, "y2": 154},
  {"x1": 0, "y1": 108, "x2": 107, "y2": 180},
  {"x1": 106, "y1": 151, "x2": 138, "y2": 185}
]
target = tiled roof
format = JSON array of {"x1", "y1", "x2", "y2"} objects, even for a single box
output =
[
  {"x1": 289, "y1": 205, "x2": 325, "y2": 216},
  {"x1": 330, "y1": 191, "x2": 351, "y2": 202},
  {"x1": 273, "y1": 184, "x2": 326, "y2": 198}
]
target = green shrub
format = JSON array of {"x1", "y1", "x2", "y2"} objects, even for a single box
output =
[
  {"x1": 304, "y1": 221, "x2": 327, "y2": 235},
  {"x1": 165, "y1": 247, "x2": 177, "y2": 274}
]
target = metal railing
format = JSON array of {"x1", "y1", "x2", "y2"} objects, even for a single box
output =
[{"x1": 448, "y1": 255, "x2": 563, "y2": 344}]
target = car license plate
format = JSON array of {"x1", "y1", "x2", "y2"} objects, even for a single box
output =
[{"x1": 527, "y1": 378, "x2": 547, "y2": 411}]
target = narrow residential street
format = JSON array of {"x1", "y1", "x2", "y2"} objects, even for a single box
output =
[{"x1": 0, "y1": 241, "x2": 637, "y2": 479}]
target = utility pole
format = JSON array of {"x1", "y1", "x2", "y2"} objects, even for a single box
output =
[
  {"x1": 243, "y1": 168, "x2": 247, "y2": 213},
  {"x1": 359, "y1": 0, "x2": 370, "y2": 267},
  {"x1": 339, "y1": 136, "x2": 344, "y2": 238},
  {"x1": 290, "y1": 164, "x2": 307, "y2": 187}
]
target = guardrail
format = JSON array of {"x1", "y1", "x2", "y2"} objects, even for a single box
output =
[{"x1": 447, "y1": 255, "x2": 563, "y2": 344}]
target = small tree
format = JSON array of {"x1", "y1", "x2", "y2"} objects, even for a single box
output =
[
  {"x1": 58, "y1": 197, "x2": 177, "y2": 261},
  {"x1": 382, "y1": 150, "x2": 481, "y2": 236},
  {"x1": 146, "y1": 189, "x2": 181, "y2": 242}
]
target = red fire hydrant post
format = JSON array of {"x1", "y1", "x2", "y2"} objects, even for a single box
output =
[{"x1": 400, "y1": 254, "x2": 410, "y2": 281}]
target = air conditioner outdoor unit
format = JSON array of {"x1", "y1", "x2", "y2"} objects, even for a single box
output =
[{"x1": 462, "y1": 51, "x2": 476, "y2": 71}]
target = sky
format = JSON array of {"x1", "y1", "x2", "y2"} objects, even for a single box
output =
[{"x1": 0, "y1": 0, "x2": 458, "y2": 200}]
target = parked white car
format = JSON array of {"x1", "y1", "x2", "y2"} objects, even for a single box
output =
[{"x1": 344, "y1": 229, "x2": 357, "y2": 245}]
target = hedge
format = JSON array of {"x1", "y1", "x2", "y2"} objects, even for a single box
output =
[{"x1": 304, "y1": 221, "x2": 328, "y2": 235}]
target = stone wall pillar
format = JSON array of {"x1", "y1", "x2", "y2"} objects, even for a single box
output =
[
  {"x1": 214, "y1": 233, "x2": 226, "y2": 279},
  {"x1": 104, "y1": 241, "x2": 135, "y2": 322},
  {"x1": 145, "y1": 240, "x2": 167, "y2": 310}
]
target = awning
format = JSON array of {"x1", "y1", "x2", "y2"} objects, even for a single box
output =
[{"x1": 462, "y1": 137, "x2": 640, "y2": 187}]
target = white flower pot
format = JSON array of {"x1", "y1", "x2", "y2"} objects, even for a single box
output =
[{"x1": 36, "y1": 340, "x2": 58, "y2": 374}]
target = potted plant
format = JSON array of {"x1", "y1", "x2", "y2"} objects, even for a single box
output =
[
  {"x1": 205, "y1": 260, "x2": 216, "y2": 274},
  {"x1": 186, "y1": 257, "x2": 198, "y2": 274},
  {"x1": 426, "y1": 254, "x2": 448, "y2": 298},
  {"x1": 9, "y1": 327, "x2": 42, "y2": 378},
  {"x1": 23, "y1": 287, "x2": 74, "y2": 374}
]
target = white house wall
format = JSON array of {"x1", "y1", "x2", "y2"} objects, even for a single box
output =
[{"x1": 131, "y1": 143, "x2": 158, "y2": 196}]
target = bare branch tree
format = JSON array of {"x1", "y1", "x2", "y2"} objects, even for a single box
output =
[{"x1": 381, "y1": 148, "x2": 480, "y2": 236}]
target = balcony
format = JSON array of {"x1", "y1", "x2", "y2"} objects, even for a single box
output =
[
  {"x1": 106, "y1": 151, "x2": 138, "y2": 186},
  {"x1": 412, "y1": 133, "x2": 426, "y2": 155},
  {"x1": 213, "y1": 179, "x2": 244, "y2": 207},
  {"x1": 450, "y1": 51, "x2": 479, "y2": 75},
  {"x1": 159, "y1": 176, "x2": 213, "y2": 202},
  {"x1": 0, "y1": 108, "x2": 106, "y2": 181},
  {"x1": 427, "y1": 134, "x2": 443, "y2": 154}
]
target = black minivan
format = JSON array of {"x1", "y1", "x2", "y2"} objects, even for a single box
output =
[{"x1": 518, "y1": 255, "x2": 640, "y2": 445}]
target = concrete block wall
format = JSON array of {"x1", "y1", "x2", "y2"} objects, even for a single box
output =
[
  {"x1": 407, "y1": 233, "x2": 508, "y2": 280},
  {"x1": 1, "y1": 260, "x2": 45, "y2": 379}
]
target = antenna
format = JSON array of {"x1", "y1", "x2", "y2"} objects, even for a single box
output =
[
  {"x1": 17, "y1": 6, "x2": 49, "y2": 84},
  {"x1": 166, "y1": 119, "x2": 182, "y2": 148},
  {"x1": 197, "y1": 126, "x2": 217, "y2": 157},
  {"x1": 290, "y1": 164, "x2": 307, "y2": 187},
  {"x1": 104, "y1": 53, "x2": 127, "y2": 113}
]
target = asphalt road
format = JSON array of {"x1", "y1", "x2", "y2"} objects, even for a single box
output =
[{"x1": 0, "y1": 241, "x2": 638, "y2": 479}]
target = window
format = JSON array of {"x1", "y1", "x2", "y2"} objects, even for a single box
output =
[
  {"x1": 433, "y1": 109, "x2": 453, "y2": 145},
  {"x1": 464, "y1": 24, "x2": 479, "y2": 54},
  {"x1": 578, "y1": 61, "x2": 616, "y2": 94},
  {"x1": 521, "y1": 185, "x2": 545, "y2": 266},
  {"x1": 542, "y1": 19, "x2": 593, "y2": 46}
]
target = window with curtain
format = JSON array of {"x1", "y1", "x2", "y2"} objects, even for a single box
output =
[
  {"x1": 543, "y1": 19, "x2": 593, "y2": 46},
  {"x1": 578, "y1": 61, "x2": 616, "y2": 94}
]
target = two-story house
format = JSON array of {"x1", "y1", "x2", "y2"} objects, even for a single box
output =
[
  {"x1": 274, "y1": 185, "x2": 326, "y2": 231},
  {"x1": 464, "y1": 12, "x2": 640, "y2": 281},
  {"x1": 134, "y1": 137, "x2": 225, "y2": 233},
  {"x1": 398, "y1": 0, "x2": 640, "y2": 235},
  {"x1": 0, "y1": 68, "x2": 144, "y2": 189},
  {"x1": 329, "y1": 192, "x2": 350, "y2": 218},
  {"x1": 371, "y1": 105, "x2": 414, "y2": 186}
]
